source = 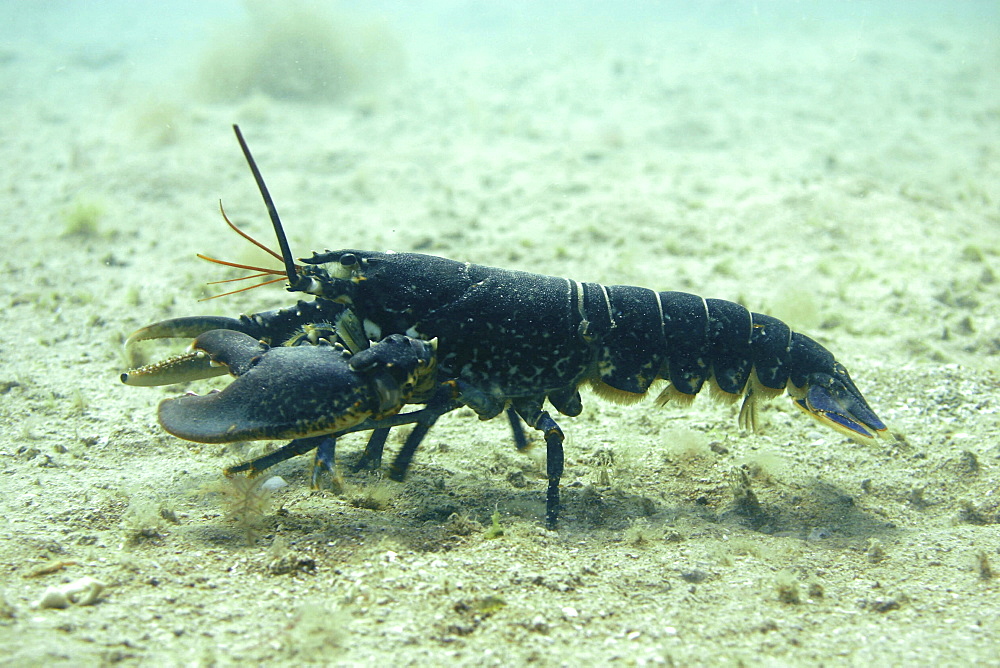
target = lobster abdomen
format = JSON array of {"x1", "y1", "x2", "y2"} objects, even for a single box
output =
[{"x1": 341, "y1": 251, "x2": 827, "y2": 409}]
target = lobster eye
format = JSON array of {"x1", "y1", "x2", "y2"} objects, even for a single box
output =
[{"x1": 340, "y1": 254, "x2": 359, "y2": 269}]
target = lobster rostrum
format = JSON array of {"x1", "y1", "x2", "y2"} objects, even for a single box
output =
[{"x1": 123, "y1": 125, "x2": 887, "y2": 528}]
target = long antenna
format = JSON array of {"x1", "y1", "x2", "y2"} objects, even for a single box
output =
[{"x1": 232, "y1": 124, "x2": 300, "y2": 287}]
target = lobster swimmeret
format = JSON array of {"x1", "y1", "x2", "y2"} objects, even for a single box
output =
[{"x1": 123, "y1": 125, "x2": 887, "y2": 528}]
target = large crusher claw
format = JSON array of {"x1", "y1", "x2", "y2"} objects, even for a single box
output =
[{"x1": 154, "y1": 330, "x2": 436, "y2": 444}]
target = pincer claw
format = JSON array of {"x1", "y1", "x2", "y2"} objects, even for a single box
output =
[
  {"x1": 155, "y1": 331, "x2": 437, "y2": 445},
  {"x1": 121, "y1": 316, "x2": 260, "y2": 386}
]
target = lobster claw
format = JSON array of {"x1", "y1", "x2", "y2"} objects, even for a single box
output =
[
  {"x1": 121, "y1": 306, "x2": 368, "y2": 387},
  {"x1": 156, "y1": 331, "x2": 437, "y2": 445},
  {"x1": 121, "y1": 317, "x2": 255, "y2": 386},
  {"x1": 793, "y1": 364, "x2": 887, "y2": 443}
]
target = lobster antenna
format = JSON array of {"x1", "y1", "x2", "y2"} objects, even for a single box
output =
[{"x1": 232, "y1": 124, "x2": 300, "y2": 287}]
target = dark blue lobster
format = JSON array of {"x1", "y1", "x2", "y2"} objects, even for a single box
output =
[{"x1": 123, "y1": 126, "x2": 887, "y2": 528}]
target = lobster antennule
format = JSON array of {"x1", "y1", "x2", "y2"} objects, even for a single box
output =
[
  {"x1": 196, "y1": 179, "x2": 302, "y2": 300},
  {"x1": 196, "y1": 253, "x2": 286, "y2": 277},
  {"x1": 232, "y1": 124, "x2": 301, "y2": 287},
  {"x1": 195, "y1": 204, "x2": 294, "y2": 300},
  {"x1": 217, "y1": 200, "x2": 285, "y2": 263},
  {"x1": 197, "y1": 275, "x2": 289, "y2": 301}
]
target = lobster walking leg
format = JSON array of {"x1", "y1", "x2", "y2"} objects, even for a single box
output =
[
  {"x1": 388, "y1": 419, "x2": 437, "y2": 482},
  {"x1": 506, "y1": 406, "x2": 529, "y2": 451},
  {"x1": 359, "y1": 408, "x2": 526, "y2": 472},
  {"x1": 312, "y1": 435, "x2": 337, "y2": 487},
  {"x1": 511, "y1": 398, "x2": 565, "y2": 529},
  {"x1": 226, "y1": 410, "x2": 440, "y2": 483},
  {"x1": 387, "y1": 387, "x2": 462, "y2": 481},
  {"x1": 224, "y1": 431, "x2": 348, "y2": 490},
  {"x1": 544, "y1": 428, "x2": 565, "y2": 530},
  {"x1": 226, "y1": 434, "x2": 333, "y2": 478},
  {"x1": 354, "y1": 428, "x2": 391, "y2": 471}
]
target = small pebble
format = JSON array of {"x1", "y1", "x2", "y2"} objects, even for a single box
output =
[
  {"x1": 37, "y1": 576, "x2": 106, "y2": 609},
  {"x1": 261, "y1": 476, "x2": 288, "y2": 492}
]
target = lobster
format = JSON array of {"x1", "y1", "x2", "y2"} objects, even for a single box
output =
[{"x1": 122, "y1": 125, "x2": 887, "y2": 528}]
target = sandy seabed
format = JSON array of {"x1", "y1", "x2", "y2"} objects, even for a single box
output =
[{"x1": 1, "y1": 3, "x2": 999, "y2": 665}]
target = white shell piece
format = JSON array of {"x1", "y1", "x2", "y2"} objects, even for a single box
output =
[
  {"x1": 36, "y1": 576, "x2": 106, "y2": 609},
  {"x1": 261, "y1": 476, "x2": 288, "y2": 492}
]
